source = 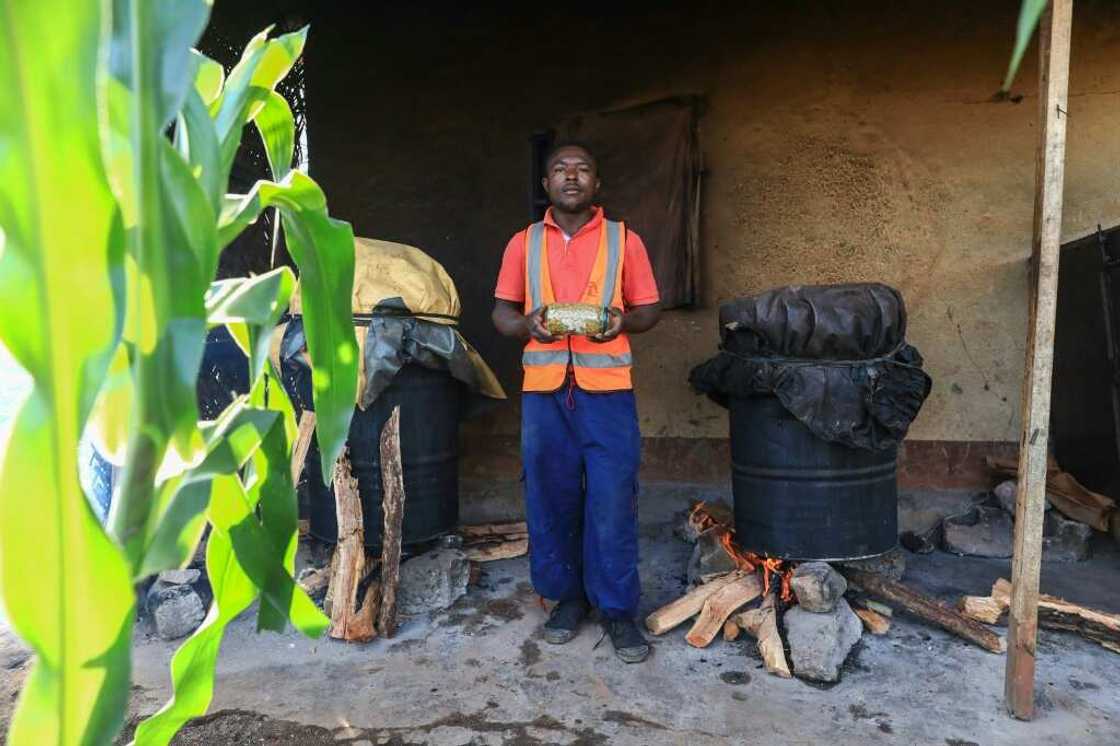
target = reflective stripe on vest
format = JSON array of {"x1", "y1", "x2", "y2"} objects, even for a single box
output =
[{"x1": 522, "y1": 350, "x2": 634, "y2": 368}]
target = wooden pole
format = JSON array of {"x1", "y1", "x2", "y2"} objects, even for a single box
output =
[
  {"x1": 1005, "y1": 0, "x2": 1074, "y2": 721},
  {"x1": 377, "y1": 406, "x2": 406, "y2": 638}
]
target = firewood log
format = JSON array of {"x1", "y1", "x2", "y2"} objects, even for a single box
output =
[
  {"x1": 734, "y1": 591, "x2": 792, "y2": 678},
  {"x1": 644, "y1": 571, "x2": 745, "y2": 636},
  {"x1": 990, "y1": 578, "x2": 1120, "y2": 653},
  {"x1": 958, "y1": 595, "x2": 1006, "y2": 625},
  {"x1": 290, "y1": 411, "x2": 317, "y2": 485},
  {"x1": 378, "y1": 407, "x2": 406, "y2": 639},
  {"x1": 854, "y1": 606, "x2": 891, "y2": 635},
  {"x1": 327, "y1": 450, "x2": 367, "y2": 641},
  {"x1": 686, "y1": 574, "x2": 763, "y2": 648},
  {"x1": 723, "y1": 620, "x2": 741, "y2": 642},
  {"x1": 841, "y1": 569, "x2": 1006, "y2": 654}
]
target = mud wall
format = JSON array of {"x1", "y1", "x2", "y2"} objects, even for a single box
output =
[{"x1": 279, "y1": 1, "x2": 1120, "y2": 470}]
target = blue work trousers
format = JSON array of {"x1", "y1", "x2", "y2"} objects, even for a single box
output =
[{"x1": 521, "y1": 383, "x2": 641, "y2": 619}]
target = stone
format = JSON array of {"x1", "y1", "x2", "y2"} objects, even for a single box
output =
[
  {"x1": 837, "y1": 547, "x2": 907, "y2": 582},
  {"x1": 784, "y1": 598, "x2": 863, "y2": 683},
  {"x1": 899, "y1": 522, "x2": 941, "y2": 554},
  {"x1": 686, "y1": 530, "x2": 738, "y2": 586},
  {"x1": 994, "y1": 479, "x2": 1051, "y2": 515},
  {"x1": 147, "y1": 583, "x2": 207, "y2": 640},
  {"x1": 1042, "y1": 511, "x2": 1093, "y2": 562},
  {"x1": 157, "y1": 568, "x2": 201, "y2": 586},
  {"x1": 397, "y1": 548, "x2": 471, "y2": 616},
  {"x1": 898, "y1": 491, "x2": 984, "y2": 535},
  {"x1": 942, "y1": 506, "x2": 1012, "y2": 558},
  {"x1": 790, "y1": 562, "x2": 847, "y2": 613}
]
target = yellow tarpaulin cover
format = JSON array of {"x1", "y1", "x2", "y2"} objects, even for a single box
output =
[{"x1": 280, "y1": 237, "x2": 505, "y2": 403}]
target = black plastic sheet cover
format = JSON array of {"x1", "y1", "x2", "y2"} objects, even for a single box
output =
[{"x1": 689, "y1": 283, "x2": 932, "y2": 451}]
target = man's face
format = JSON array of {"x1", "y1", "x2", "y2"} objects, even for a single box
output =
[{"x1": 542, "y1": 146, "x2": 600, "y2": 213}]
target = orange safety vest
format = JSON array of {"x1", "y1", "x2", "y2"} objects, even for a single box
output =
[{"x1": 522, "y1": 218, "x2": 633, "y2": 392}]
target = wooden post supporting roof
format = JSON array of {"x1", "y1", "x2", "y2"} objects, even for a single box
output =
[{"x1": 1005, "y1": 0, "x2": 1074, "y2": 721}]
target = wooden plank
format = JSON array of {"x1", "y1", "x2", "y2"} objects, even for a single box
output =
[
  {"x1": 464, "y1": 538, "x2": 528, "y2": 562},
  {"x1": 843, "y1": 569, "x2": 1006, "y2": 654},
  {"x1": 377, "y1": 406, "x2": 406, "y2": 639},
  {"x1": 1006, "y1": 0, "x2": 1074, "y2": 721},
  {"x1": 327, "y1": 450, "x2": 366, "y2": 640},
  {"x1": 459, "y1": 521, "x2": 528, "y2": 539},
  {"x1": 290, "y1": 410, "x2": 317, "y2": 485},
  {"x1": 734, "y1": 591, "x2": 791, "y2": 678},
  {"x1": 686, "y1": 574, "x2": 763, "y2": 648},
  {"x1": 644, "y1": 571, "x2": 744, "y2": 636}
]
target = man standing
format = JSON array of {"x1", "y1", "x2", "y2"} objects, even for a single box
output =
[{"x1": 492, "y1": 143, "x2": 661, "y2": 662}]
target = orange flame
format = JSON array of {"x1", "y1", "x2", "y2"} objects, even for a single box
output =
[{"x1": 689, "y1": 501, "x2": 795, "y2": 604}]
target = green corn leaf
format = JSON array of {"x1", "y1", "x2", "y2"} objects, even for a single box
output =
[
  {"x1": 176, "y1": 87, "x2": 224, "y2": 222},
  {"x1": 253, "y1": 89, "x2": 295, "y2": 182},
  {"x1": 190, "y1": 48, "x2": 224, "y2": 105},
  {"x1": 207, "y1": 469, "x2": 328, "y2": 637},
  {"x1": 248, "y1": 403, "x2": 299, "y2": 632},
  {"x1": 1002, "y1": 0, "x2": 1049, "y2": 92},
  {"x1": 105, "y1": 0, "x2": 218, "y2": 562},
  {"x1": 136, "y1": 400, "x2": 280, "y2": 578},
  {"x1": 0, "y1": 0, "x2": 135, "y2": 743},
  {"x1": 216, "y1": 173, "x2": 358, "y2": 479},
  {"x1": 132, "y1": 493, "x2": 259, "y2": 746},
  {"x1": 214, "y1": 27, "x2": 306, "y2": 181},
  {"x1": 205, "y1": 267, "x2": 295, "y2": 386}
]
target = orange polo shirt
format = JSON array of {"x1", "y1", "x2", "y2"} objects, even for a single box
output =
[{"x1": 494, "y1": 207, "x2": 660, "y2": 308}]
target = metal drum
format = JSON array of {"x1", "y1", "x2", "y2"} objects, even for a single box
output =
[
  {"x1": 285, "y1": 359, "x2": 461, "y2": 550},
  {"x1": 731, "y1": 395, "x2": 897, "y2": 561}
]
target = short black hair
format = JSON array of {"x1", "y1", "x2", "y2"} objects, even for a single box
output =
[{"x1": 544, "y1": 140, "x2": 598, "y2": 171}]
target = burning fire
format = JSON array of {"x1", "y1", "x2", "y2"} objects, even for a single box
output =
[{"x1": 689, "y1": 501, "x2": 795, "y2": 604}]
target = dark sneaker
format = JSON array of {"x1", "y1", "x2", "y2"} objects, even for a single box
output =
[
  {"x1": 543, "y1": 599, "x2": 589, "y2": 644},
  {"x1": 603, "y1": 618, "x2": 650, "y2": 663}
]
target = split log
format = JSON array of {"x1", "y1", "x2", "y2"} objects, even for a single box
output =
[
  {"x1": 734, "y1": 591, "x2": 792, "y2": 678},
  {"x1": 986, "y1": 455, "x2": 1115, "y2": 531},
  {"x1": 854, "y1": 607, "x2": 891, "y2": 635},
  {"x1": 991, "y1": 578, "x2": 1120, "y2": 654},
  {"x1": 459, "y1": 521, "x2": 528, "y2": 539},
  {"x1": 864, "y1": 600, "x2": 893, "y2": 617},
  {"x1": 290, "y1": 410, "x2": 317, "y2": 485},
  {"x1": 377, "y1": 406, "x2": 406, "y2": 639},
  {"x1": 327, "y1": 450, "x2": 367, "y2": 640},
  {"x1": 958, "y1": 595, "x2": 1006, "y2": 625},
  {"x1": 644, "y1": 571, "x2": 745, "y2": 635},
  {"x1": 842, "y1": 569, "x2": 1005, "y2": 654},
  {"x1": 686, "y1": 574, "x2": 763, "y2": 648},
  {"x1": 338, "y1": 581, "x2": 380, "y2": 643},
  {"x1": 464, "y1": 538, "x2": 528, "y2": 562},
  {"x1": 723, "y1": 620, "x2": 741, "y2": 642}
]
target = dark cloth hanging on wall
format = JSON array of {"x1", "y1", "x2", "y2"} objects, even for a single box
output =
[
  {"x1": 554, "y1": 96, "x2": 701, "y2": 308},
  {"x1": 689, "y1": 283, "x2": 932, "y2": 451}
]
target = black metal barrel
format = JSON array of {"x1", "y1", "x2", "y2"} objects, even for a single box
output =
[
  {"x1": 285, "y1": 360, "x2": 461, "y2": 550},
  {"x1": 731, "y1": 395, "x2": 897, "y2": 561}
]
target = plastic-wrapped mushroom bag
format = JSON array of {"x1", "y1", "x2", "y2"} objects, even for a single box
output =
[{"x1": 272, "y1": 237, "x2": 505, "y2": 414}]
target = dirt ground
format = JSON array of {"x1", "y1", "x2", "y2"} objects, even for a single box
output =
[{"x1": 2, "y1": 483, "x2": 1120, "y2": 745}]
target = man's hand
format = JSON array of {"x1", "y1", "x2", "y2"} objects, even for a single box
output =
[
  {"x1": 493, "y1": 299, "x2": 557, "y2": 343},
  {"x1": 589, "y1": 307, "x2": 624, "y2": 343},
  {"x1": 525, "y1": 307, "x2": 557, "y2": 344}
]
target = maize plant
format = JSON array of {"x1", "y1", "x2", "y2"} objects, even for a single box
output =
[{"x1": 0, "y1": 1, "x2": 359, "y2": 743}]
